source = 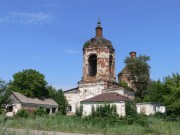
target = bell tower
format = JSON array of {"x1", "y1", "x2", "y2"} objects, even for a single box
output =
[{"x1": 80, "y1": 20, "x2": 116, "y2": 88}]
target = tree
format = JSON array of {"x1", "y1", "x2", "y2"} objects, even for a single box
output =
[
  {"x1": 144, "y1": 80, "x2": 165, "y2": 103},
  {"x1": 119, "y1": 80, "x2": 132, "y2": 91},
  {"x1": 163, "y1": 73, "x2": 180, "y2": 116},
  {"x1": 124, "y1": 55, "x2": 150, "y2": 102},
  {"x1": 144, "y1": 73, "x2": 180, "y2": 117},
  {"x1": 0, "y1": 79, "x2": 11, "y2": 113},
  {"x1": 9, "y1": 69, "x2": 48, "y2": 98}
]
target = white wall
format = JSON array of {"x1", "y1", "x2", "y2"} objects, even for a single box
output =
[
  {"x1": 65, "y1": 81, "x2": 106, "y2": 114},
  {"x1": 6, "y1": 103, "x2": 22, "y2": 117},
  {"x1": 136, "y1": 103, "x2": 166, "y2": 115},
  {"x1": 81, "y1": 102, "x2": 126, "y2": 117}
]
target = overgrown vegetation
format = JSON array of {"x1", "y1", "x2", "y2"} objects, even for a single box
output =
[
  {"x1": 119, "y1": 80, "x2": 132, "y2": 91},
  {"x1": 15, "y1": 109, "x2": 29, "y2": 118},
  {"x1": 33, "y1": 108, "x2": 47, "y2": 116},
  {"x1": 75, "y1": 105, "x2": 83, "y2": 117},
  {"x1": 0, "y1": 115, "x2": 179, "y2": 135},
  {"x1": 90, "y1": 104, "x2": 118, "y2": 118},
  {"x1": 125, "y1": 101, "x2": 148, "y2": 126}
]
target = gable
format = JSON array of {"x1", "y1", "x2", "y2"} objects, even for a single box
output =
[{"x1": 10, "y1": 93, "x2": 21, "y2": 103}]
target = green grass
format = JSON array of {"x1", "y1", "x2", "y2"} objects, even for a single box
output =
[{"x1": 0, "y1": 115, "x2": 180, "y2": 135}]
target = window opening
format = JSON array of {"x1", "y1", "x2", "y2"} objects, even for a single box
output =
[
  {"x1": 88, "y1": 54, "x2": 97, "y2": 76},
  {"x1": 109, "y1": 55, "x2": 113, "y2": 74},
  {"x1": 46, "y1": 108, "x2": 50, "y2": 114},
  {"x1": 52, "y1": 108, "x2": 56, "y2": 113}
]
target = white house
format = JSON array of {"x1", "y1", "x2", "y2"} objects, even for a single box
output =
[
  {"x1": 6, "y1": 91, "x2": 58, "y2": 116},
  {"x1": 80, "y1": 92, "x2": 131, "y2": 116}
]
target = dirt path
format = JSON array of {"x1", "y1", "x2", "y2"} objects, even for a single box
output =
[{"x1": 4, "y1": 128, "x2": 99, "y2": 135}]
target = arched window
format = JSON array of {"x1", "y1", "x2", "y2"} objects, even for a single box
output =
[
  {"x1": 109, "y1": 55, "x2": 113, "y2": 74},
  {"x1": 88, "y1": 54, "x2": 97, "y2": 76}
]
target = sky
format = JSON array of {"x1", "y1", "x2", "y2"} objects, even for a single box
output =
[{"x1": 0, "y1": 0, "x2": 179, "y2": 90}]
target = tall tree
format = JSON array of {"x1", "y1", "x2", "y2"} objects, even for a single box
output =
[
  {"x1": 9, "y1": 69, "x2": 48, "y2": 98},
  {"x1": 124, "y1": 55, "x2": 150, "y2": 102}
]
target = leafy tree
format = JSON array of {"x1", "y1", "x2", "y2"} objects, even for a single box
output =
[
  {"x1": 124, "y1": 55, "x2": 150, "y2": 102},
  {"x1": 119, "y1": 80, "x2": 132, "y2": 91},
  {"x1": 145, "y1": 73, "x2": 180, "y2": 117},
  {"x1": 0, "y1": 79, "x2": 11, "y2": 113},
  {"x1": 144, "y1": 80, "x2": 165, "y2": 103},
  {"x1": 9, "y1": 69, "x2": 48, "y2": 98},
  {"x1": 163, "y1": 73, "x2": 180, "y2": 116}
]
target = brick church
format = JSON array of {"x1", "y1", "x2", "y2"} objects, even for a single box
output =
[{"x1": 64, "y1": 20, "x2": 134, "y2": 116}]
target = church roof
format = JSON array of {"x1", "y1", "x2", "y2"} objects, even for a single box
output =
[
  {"x1": 81, "y1": 92, "x2": 130, "y2": 102},
  {"x1": 64, "y1": 87, "x2": 79, "y2": 94},
  {"x1": 117, "y1": 66, "x2": 130, "y2": 76}
]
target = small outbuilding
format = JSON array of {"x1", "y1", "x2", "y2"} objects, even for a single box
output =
[
  {"x1": 80, "y1": 92, "x2": 131, "y2": 116},
  {"x1": 6, "y1": 91, "x2": 58, "y2": 116},
  {"x1": 136, "y1": 102, "x2": 166, "y2": 115}
]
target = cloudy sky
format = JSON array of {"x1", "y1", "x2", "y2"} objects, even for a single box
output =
[{"x1": 0, "y1": 0, "x2": 179, "y2": 90}]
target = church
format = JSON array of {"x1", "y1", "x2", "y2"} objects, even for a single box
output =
[{"x1": 64, "y1": 20, "x2": 135, "y2": 116}]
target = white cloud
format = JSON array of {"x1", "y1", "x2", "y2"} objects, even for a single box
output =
[
  {"x1": 0, "y1": 12, "x2": 52, "y2": 25},
  {"x1": 63, "y1": 50, "x2": 80, "y2": 54}
]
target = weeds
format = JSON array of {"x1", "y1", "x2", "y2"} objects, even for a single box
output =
[{"x1": 0, "y1": 115, "x2": 179, "y2": 135}]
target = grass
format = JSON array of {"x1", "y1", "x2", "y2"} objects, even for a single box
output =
[{"x1": 0, "y1": 115, "x2": 180, "y2": 135}]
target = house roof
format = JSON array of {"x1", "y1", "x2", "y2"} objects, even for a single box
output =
[
  {"x1": 12, "y1": 91, "x2": 58, "y2": 106},
  {"x1": 81, "y1": 92, "x2": 130, "y2": 102}
]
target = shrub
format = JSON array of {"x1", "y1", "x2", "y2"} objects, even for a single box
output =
[
  {"x1": 75, "y1": 105, "x2": 83, "y2": 117},
  {"x1": 135, "y1": 114, "x2": 148, "y2": 126},
  {"x1": 33, "y1": 108, "x2": 47, "y2": 116},
  {"x1": 125, "y1": 101, "x2": 148, "y2": 126},
  {"x1": 90, "y1": 104, "x2": 119, "y2": 119},
  {"x1": 125, "y1": 101, "x2": 137, "y2": 117},
  {"x1": 15, "y1": 109, "x2": 29, "y2": 118}
]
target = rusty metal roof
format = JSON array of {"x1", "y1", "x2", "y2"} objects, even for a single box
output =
[
  {"x1": 12, "y1": 91, "x2": 58, "y2": 106},
  {"x1": 81, "y1": 92, "x2": 130, "y2": 102}
]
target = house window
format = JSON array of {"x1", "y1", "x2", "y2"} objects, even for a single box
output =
[
  {"x1": 7, "y1": 106, "x2": 13, "y2": 112},
  {"x1": 46, "y1": 108, "x2": 50, "y2": 114},
  {"x1": 52, "y1": 108, "x2": 56, "y2": 113},
  {"x1": 88, "y1": 54, "x2": 97, "y2": 76},
  {"x1": 69, "y1": 106, "x2": 72, "y2": 112}
]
